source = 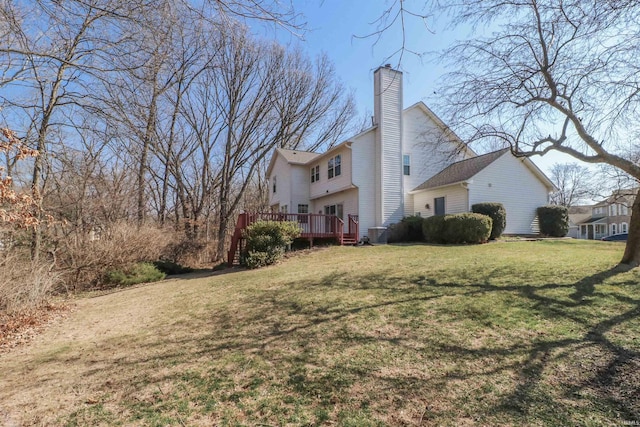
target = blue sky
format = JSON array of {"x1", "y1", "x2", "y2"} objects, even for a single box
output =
[{"x1": 272, "y1": 0, "x2": 581, "y2": 176}]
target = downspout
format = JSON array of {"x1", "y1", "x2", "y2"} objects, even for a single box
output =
[{"x1": 460, "y1": 180, "x2": 472, "y2": 211}]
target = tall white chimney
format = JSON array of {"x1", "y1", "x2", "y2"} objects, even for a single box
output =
[{"x1": 373, "y1": 65, "x2": 404, "y2": 227}]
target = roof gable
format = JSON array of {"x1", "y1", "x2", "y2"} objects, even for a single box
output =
[
  {"x1": 412, "y1": 148, "x2": 509, "y2": 191},
  {"x1": 266, "y1": 148, "x2": 320, "y2": 177},
  {"x1": 403, "y1": 102, "x2": 476, "y2": 158},
  {"x1": 277, "y1": 148, "x2": 320, "y2": 164}
]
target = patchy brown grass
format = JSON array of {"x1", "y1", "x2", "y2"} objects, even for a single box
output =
[{"x1": 0, "y1": 240, "x2": 638, "y2": 426}]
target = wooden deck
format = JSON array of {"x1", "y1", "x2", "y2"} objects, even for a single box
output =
[{"x1": 227, "y1": 212, "x2": 359, "y2": 266}]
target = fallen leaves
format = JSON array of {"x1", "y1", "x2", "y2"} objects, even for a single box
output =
[{"x1": 0, "y1": 303, "x2": 73, "y2": 353}]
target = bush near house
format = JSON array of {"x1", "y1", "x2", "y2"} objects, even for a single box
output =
[
  {"x1": 537, "y1": 205, "x2": 569, "y2": 237},
  {"x1": 423, "y1": 213, "x2": 492, "y2": 244},
  {"x1": 241, "y1": 221, "x2": 300, "y2": 269},
  {"x1": 472, "y1": 202, "x2": 506, "y2": 240},
  {"x1": 423, "y1": 215, "x2": 447, "y2": 243},
  {"x1": 388, "y1": 215, "x2": 425, "y2": 243}
]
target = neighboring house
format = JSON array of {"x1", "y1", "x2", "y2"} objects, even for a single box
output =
[
  {"x1": 567, "y1": 205, "x2": 592, "y2": 239},
  {"x1": 266, "y1": 65, "x2": 556, "y2": 241},
  {"x1": 576, "y1": 188, "x2": 637, "y2": 239}
]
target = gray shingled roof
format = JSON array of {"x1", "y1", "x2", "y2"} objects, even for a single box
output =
[
  {"x1": 412, "y1": 148, "x2": 510, "y2": 191},
  {"x1": 277, "y1": 148, "x2": 320, "y2": 164}
]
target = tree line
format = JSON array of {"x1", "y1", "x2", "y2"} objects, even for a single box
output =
[{"x1": 0, "y1": 0, "x2": 355, "y2": 271}]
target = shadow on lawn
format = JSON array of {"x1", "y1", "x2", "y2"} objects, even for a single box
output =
[
  {"x1": 51, "y1": 264, "x2": 640, "y2": 425},
  {"x1": 227, "y1": 265, "x2": 640, "y2": 423}
]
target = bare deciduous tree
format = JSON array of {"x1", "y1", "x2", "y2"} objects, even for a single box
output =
[
  {"x1": 0, "y1": 0, "x2": 154, "y2": 258},
  {"x1": 549, "y1": 163, "x2": 596, "y2": 207}
]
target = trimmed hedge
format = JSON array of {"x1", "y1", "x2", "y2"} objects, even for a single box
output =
[
  {"x1": 537, "y1": 205, "x2": 569, "y2": 237},
  {"x1": 241, "y1": 220, "x2": 301, "y2": 269},
  {"x1": 423, "y1": 213, "x2": 492, "y2": 244},
  {"x1": 423, "y1": 215, "x2": 447, "y2": 243},
  {"x1": 388, "y1": 215, "x2": 425, "y2": 243},
  {"x1": 472, "y1": 202, "x2": 506, "y2": 239}
]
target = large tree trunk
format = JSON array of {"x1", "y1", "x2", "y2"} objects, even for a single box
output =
[{"x1": 620, "y1": 194, "x2": 640, "y2": 267}]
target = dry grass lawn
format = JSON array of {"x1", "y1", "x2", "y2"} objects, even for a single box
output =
[{"x1": 0, "y1": 240, "x2": 639, "y2": 426}]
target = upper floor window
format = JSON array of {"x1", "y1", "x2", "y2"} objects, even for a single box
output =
[
  {"x1": 328, "y1": 154, "x2": 341, "y2": 179},
  {"x1": 403, "y1": 154, "x2": 410, "y2": 176},
  {"x1": 272, "y1": 176, "x2": 277, "y2": 193},
  {"x1": 622, "y1": 204, "x2": 629, "y2": 215},
  {"x1": 593, "y1": 206, "x2": 603, "y2": 215},
  {"x1": 610, "y1": 204, "x2": 618, "y2": 216},
  {"x1": 310, "y1": 165, "x2": 319, "y2": 183}
]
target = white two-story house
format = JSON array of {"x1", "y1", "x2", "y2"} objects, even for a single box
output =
[{"x1": 266, "y1": 65, "x2": 556, "y2": 241}]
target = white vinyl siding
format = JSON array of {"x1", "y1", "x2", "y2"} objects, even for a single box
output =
[
  {"x1": 351, "y1": 130, "x2": 376, "y2": 239},
  {"x1": 268, "y1": 154, "x2": 291, "y2": 209},
  {"x1": 412, "y1": 185, "x2": 468, "y2": 218},
  {"x1": 468, "y1": 153, "x2": 550, "y2": 234},
  {"x1": 311, "y1": 188, "x2": 358, "y2": 233},
  {"x1": 375, "y1": 67, "x2": 404, "y2": 226},
  {"x1": 310, "y1": 148, "x2": 352, "y2": 200},
  {"x1": 268, "y1": 152, "x2": 311, "y2": 212},
  {"x1": 401, "y1": 105, "x2": 468, "y2": 217}
]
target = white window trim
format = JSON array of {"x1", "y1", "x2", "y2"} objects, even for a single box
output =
[{"x1": 328, "y1": 155, "x2": 341, "y2": 179}]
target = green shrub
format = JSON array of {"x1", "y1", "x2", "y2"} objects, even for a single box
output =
[
  {"x1": 388, "y1": 215, "x2": 425, "y2": 243},
  {"x1": 153, "y1": 260, "x2": 194, "y2": 275},
  {"x1": 423, "y1": 215, "x2": 447, "y2": 243},
  {"x1": 472, "y1": 202, "x2": 507, "y2": 239},
  {"x1": 537, "y1": 205, "x2": 569, "y2": 237},
  {"x1": 442, "y1": 213, "x2": 492, "y2": 244},
  {"x1": 106, "y1": 262, "x2": 166, "y2": 287},
  {"x1": 241, "y1": 221, "x2": 301, "y2": 268},
  {"x1": 423, "y1": 213, "x2": 492, "y2": 244}
]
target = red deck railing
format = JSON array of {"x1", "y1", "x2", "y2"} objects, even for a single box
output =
[{"x1": 227, "y1": 212, "x2": 358, "y2": 266}]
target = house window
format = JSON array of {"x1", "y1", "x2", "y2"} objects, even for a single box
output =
[
  {"x1": 434, "y1": 197, "x2": 445, "y2": 216},
  {"x1": 621, "y1": 222, "x2": 628, "y2": 233},
  {"x1": 611, "y1": 223, "x2": 617, "y2": 235},
  {"x1": 610, "y1": 204, "x2": 618, "y2": 216},
  {"x1": 622, "y1": 204, "x2": 629, "y2": 215},
  {"x1": 281, "y1": 205, "x2": 287, "y2": 213},
  {"x1": 310, "y1": 165, "x2": 319, "y2": 183},
  {"x1": 328, "y1": 155, "x2": 341, "y2": 179},
  {"x1": 272, "y1": 176, "x2": 277, "y2": 193},
  {"x1": 403, "y1": 154, "x2": 410, "y2": 175}
]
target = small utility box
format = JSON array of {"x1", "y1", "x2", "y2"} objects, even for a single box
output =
[{"x1": 367, "y1": 227, "x2": 388, "y2": 244}]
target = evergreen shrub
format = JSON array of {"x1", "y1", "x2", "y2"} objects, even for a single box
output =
[{"x1": 472, "y1": 202, "x2": 507, "y2": 239}]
